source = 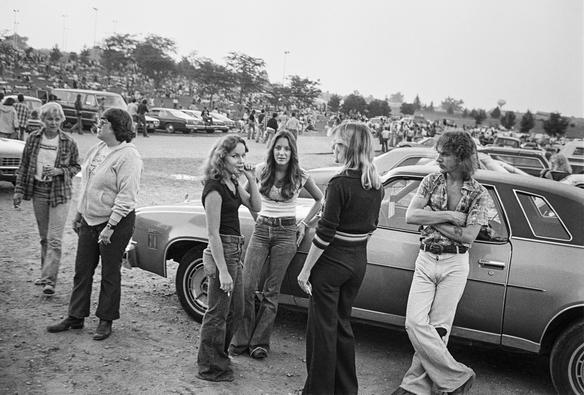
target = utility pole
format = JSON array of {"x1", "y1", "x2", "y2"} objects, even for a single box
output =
[
  {"x1": 92, "y1": 7, "x2": 99, "y2": 48},
  {"x1": 12, "y1": 9, "x2": 20, "y2": 48}
]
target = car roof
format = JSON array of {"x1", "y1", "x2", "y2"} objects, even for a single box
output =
[
  {"x1": 51, "y1": 88, "x2": 122, "y2": 96},
  {"x1": 480, "y1": 146, "x2": 548, "y2": 157},
  {"x1": 4, "y1": 95, "x2": 42, "y2": 102},
  {"x1": 385, "y1": 165, "x2": 584, "y2": 200}
]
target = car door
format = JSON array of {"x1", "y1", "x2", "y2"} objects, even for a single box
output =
[{"x1": 353, "y1": 176, "x2": 512, "y2": 345}]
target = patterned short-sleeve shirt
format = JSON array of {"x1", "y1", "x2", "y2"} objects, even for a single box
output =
[{"x1": 414, "y1": 172, "x2": 490, "y2": 247}]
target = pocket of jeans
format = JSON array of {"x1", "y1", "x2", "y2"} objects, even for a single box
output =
[{"x1": 202, "y1": 248, "x2": 216, "y2": 277}]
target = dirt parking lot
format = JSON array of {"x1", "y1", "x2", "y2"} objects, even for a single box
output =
[{"x1": 0, "y1": 132, "x2": 555, "y2": 394}]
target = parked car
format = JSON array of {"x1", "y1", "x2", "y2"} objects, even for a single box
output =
[
  {"x1": 182, "y1": 110, "x2": 229, "y2": 133},
  {"x1": 479, "y1": 146, "x2": 550, "y2": 176},
  {"x1": 560, "y1": 173, "x2": 584, "y2": 189},
  {"x1": 148, "y1": 108, "x2": 203, "y2": 133},
  {"x1": 300, "y1": 147, "x2": 528, "y2": 198},
  {"x1": 521, "y1": 141, "x2": 544, "y2": 151},
  {"x1": 0, "y1": 137, "x2": 25, "y2": 184},
  {"x1": 559, "y1": 140, "x2": 584, "y2": 174},
  {"x1": 397, "y1": 136, "x2": 437, "y2": 148},
  {"x1": 179, "y1": 110, "x2": 214, "y2": 133},
  {"x1": 50, "y1": 88, "x2": 127, "y2": 130},
  {"x1": 143, "y1": 115, "x2": 160, "y2": 134},
  {"x1": 492, "y1": 136, "x2": 522, "y2": 148},
  {"x1": 126, "y1": 166, "x2": 584, "y2": 394},
  {"x1": 3, "y1": 95, "x2": 43, "y2": 133},
  {"x1": 210, "y1": 111, "x2": 236, "y2": 130}
]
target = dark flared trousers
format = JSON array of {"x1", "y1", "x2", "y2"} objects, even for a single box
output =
[
  {"x1": 68, "y1": 212, "x2": 134, "y2": 321},
  {"x1": 303, "y1": 239, "x2": 368, "y2": 395}
]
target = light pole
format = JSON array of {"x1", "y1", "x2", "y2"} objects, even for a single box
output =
[
  {"x1": 282, "y1": 50, "x2": 290, "y2": 84},
  {"x1": 12, "y1": 9, "x2": 19, "y2": 47},
  {"x1": 92, "y1": 7, "x2": 99, "y2": 48},
  {"x1": 61, "y1": 14, "x2": 68, "y2": 51}
]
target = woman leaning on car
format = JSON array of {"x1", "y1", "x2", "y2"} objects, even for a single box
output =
[
  {"x1": 47, "y1": 108, "x2": 142, "y2": 341},
  {"x1": 13, "y1": 102, "x2": 81, "y2": 296}
]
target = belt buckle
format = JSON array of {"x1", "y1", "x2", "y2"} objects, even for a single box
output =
[{"x1": 428, "y1": 244, "x2": 443, "y2": 254}]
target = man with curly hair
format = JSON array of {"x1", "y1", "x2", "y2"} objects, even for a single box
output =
[{"x1": 392, "y1": 131, "x2": 489, "y2": 395}]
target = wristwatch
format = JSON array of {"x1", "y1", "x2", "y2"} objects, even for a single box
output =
[{"x1": 106, "y1": 223, "x2": 116, "y2": 230}]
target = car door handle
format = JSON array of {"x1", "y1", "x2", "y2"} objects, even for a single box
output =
[{"x1": 478, "y1": 259, "x2": 506, "y2": 270}]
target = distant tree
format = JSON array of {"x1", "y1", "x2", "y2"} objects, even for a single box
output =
[
  {"x1": 543, "y1": 112, "x2": 570, "y2": 138},
  {"x1": 400, "y1": 102, "x2": 416, "y2": 115},
  {"x1": 134, "y1": 42, "x2": 176, "y2": 87},
  {"x1": 389, "y1": 92, "x2": 404, "y2": 103},
  {"x1": 327, "y1": 94, "x2": 342, "y2": 113},
  {"x1": 265, "y1": 83, "x2": 292, "y2": 109},
  {"x1": 413, "y1": 95, "x2": 422, "y2": 111},
  {"x1": 490, "y1": 107, "x2": 501, "y2": 119},
  {"x1": 288, "y1": 75, "x2": 321, "y2": 108},
  {"x1": 226, "y1": 51, "x2": 269, "y2": 105},
  {"x1": 100, "y1": 34, "x2": 138, "y2": 73},
  {"x1": 49, "y1": 45, "x2": 62, "y2": 63},
  {"x1": 194, "y1": 58, "x2": 237, "y2": 105},
  {"x1": 462, "y1": 108, "x2": 469, "y2": 118},
  {"x1": 470, "y1": 108, "x2": 487, "y2": 125},
  {"x1": 519, "y1": 110, "x2": 535, "y2": 133},
  {"x1": 427, "y1": 101, "x2": 435, "y2": 112},
  {"x1": 367, "y1": 99, "x2": 391, "y2": 117},
  {"x1": 441, "y1": 97, "x2": 464, "y2": 114},
  {"x1": 341, "y1": 93, "x2": 367, "y2": 116},
  {"x1": 79, "y1": 47, "x2": 91, "y2": 65},
  {"x1": 500, "y1": 111, "x2": 517, "y2": 129}
]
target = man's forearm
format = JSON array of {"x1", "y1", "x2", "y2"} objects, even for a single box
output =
[{"x1": 433, "y1": 223, "x2": 476, "y2": 244}]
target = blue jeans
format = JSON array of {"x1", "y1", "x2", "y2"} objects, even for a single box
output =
[
  {"x1": 400, "y1": 251, "x2": 475, "y2": 394},
  {"x1": 197, "y1": 234, "x2": 244, "y2": 381},
  {"x1": 230, "y1": 218, "x2": 297, "y2": 354},
  {"x1": 32, "y1": 180, "x2": 71, "y2": 286},
  {"x1": 68, "y1": 212, "x2": 135, "y2": 321}
]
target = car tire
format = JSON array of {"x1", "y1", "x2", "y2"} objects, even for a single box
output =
[
  {"x1": 176, "y1": 246, "x2": 207, "y2": 322},
  {"x1": 206, "y1": 129, "x2": 215, "y2": 134},
  {"x1": 165, "y1": 123, "x2": 175, "y2": 134},
  {"x1": 550, "y1": 319, "x2": 584, "y2": 394},
  {"x1": 222, "y1": 129, "x2": 228, "y2": 133}
]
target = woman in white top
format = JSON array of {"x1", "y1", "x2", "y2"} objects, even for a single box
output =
[{"x1": 230, "y1": 130, "x2": 323, "y2": 359}]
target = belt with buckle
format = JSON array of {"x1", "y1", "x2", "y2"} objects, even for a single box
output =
[
  {"x1": 257, "y1": 215, "x2": 296, "y2": 227},
  {"x1": 420, "y1": 243, "x2": 468, "y2": 255}
]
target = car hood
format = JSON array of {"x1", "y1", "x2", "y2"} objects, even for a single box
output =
[{"x1": 0, "y1": 137, "x2": 25, "y2": 155}]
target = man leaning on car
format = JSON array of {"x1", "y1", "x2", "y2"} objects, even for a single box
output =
[{"x1": 393, "y1": 131, "x2": 489, "y2": 395}]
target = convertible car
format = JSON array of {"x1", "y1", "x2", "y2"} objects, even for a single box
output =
[{"x1": 126, "y1": 166, "x2": 584, "y2": 394}]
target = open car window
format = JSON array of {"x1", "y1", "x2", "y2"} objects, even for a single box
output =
[{"x1": 379, "y1": 178, "x2": 509, "y2": 242}]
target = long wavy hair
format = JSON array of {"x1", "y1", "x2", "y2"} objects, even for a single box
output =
[
  {"x1": 550, "y1": 153, "x2": 572, "y2": 173},
  {"x1": 436, "y1": 131, "x2": 478, "y2": 179},
  {"x1": 202, "y1": 135, "x2": 248, "y2": 183},
  {"x1": 259, "y1": 130, "x2": 303, "y2": 200},
  {"x1": 331, "y1": 121, "x2": 381, "y2": 190}
]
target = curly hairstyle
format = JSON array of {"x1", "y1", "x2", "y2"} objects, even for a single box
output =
[
  {"x1": 330, "y1": 121, "x2": 381, "y2": 190},
  {"x1": 259, "y1": 130, "x2": 303, "y2": 200},
  {"x1": 550, "y1": 153, "x2": 572, "y2": 173},
  {"x1": 202, "y1": 135, "x2": 248, "y2": 183},
  {"x1": 39, "y1": 102, "x2": 66, "y2": 121},
  {"x1": 436, "y1": 130, "x2": 478, "y2": 179},
  {"x1": 102, "y1": 108, "x2": 135, "y2": 143}
]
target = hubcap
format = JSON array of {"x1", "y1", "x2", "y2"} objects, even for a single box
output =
[{"x1": 569, "y1": 343, "x2": 584, "y2": 393}]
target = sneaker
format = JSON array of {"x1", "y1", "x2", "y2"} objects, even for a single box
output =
[{"x1": 43, "y1": 284, "x2": 55, "y2": 295}]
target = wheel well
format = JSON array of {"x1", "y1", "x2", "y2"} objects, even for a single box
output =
[
  {"x1": 166, "y1": 240, "x2": 207, "y2": 263},
  {"x1": 540, "y1": 306, "x2": 584, "y2": 356}
]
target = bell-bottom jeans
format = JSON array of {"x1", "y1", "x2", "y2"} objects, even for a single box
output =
[
  {"x1": 230, "y1": 220, "x2": 297, "y2": 354},
  {"x1": 68, "y1": 212, "x2": 135, "y2": 321},
  {"x1": 197, "y1": 234, "x2": 245, "y2": 381},
  {"x1": 399, "y1": 250, "x2": 475, "y2": 394}
]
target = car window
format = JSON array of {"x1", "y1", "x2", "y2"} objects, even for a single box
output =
[
  {"x1": 379, "y1": 178, "x2": 509, "y2": 242},
  {"x1": 515, "y1": 192, "x2": 571, "y2": 240},
  {"x1": 396, "y1": 157, "x2": 433, "y2": 168},
  {"x1": 489, "y1": 154, "x2": 545, "y2": 170},
  {"x1": 85, "y1": 94, "x2": 96, "y2": 107},
  {"x1": 572, "y1": 147, "x2": 584, "y2": 157}
]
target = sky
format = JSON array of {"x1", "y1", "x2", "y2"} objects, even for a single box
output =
[{"x1": 2, "y1": 0, "x2": 583, "y2": 117}]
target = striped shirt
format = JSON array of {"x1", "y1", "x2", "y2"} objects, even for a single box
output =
[
  {"x1": 14, "y1": 129, "x2": 81, "y2": 207},
  {"x1": 313, "y1": 169, "x2": 384, "y2": 249}
]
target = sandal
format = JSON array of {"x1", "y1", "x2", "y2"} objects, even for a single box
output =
[{"x1": 250, "y1": 346, "x2": 268, "y2": 360}]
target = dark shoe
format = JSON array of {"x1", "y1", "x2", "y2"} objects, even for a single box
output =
[
  {"x1": 448, "y1": 373, "x2": 476, "y2": 394},
  {"x1": 47, "y1": 316, "x2": 84, "y2": 333},
  {"x1": 390, "y1": 387, "x2": 415, "y2": 395},
  {"x1": 93, "y1": 320, "x2": 112, "y2": 341},
  {"x1": 195, "y1": 371, "x2": 234, "y2": 382},
  {"x1": 250, "y1": 346, "x2": 268, "y2": 360},
  {"x1": 43, "y1": 284, "x2": 55, "y2": 295}
]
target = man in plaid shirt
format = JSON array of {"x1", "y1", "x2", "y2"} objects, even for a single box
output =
[{"x1": 14, "y1": 94, "x2": 31, "y2": 140}]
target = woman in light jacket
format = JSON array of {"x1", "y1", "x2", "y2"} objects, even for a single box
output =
[{"x1": 47, "y1": 108, "x2": 142, "y2": 341}]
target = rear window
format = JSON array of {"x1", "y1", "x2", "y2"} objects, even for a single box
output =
[
  {"x1": 490, "y1": 154, "x2": 545, "y2": 170},
  {"x1": 515, "y1": 191, "x2": 571, "y2": 240}
]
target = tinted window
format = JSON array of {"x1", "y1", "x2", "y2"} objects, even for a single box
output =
[
  {"x1": 515, "y1": 192, "x2": 570, "y2": 240},
  {"x1": 490, "y1": 154, "x2": 545, "y2": 169}
]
